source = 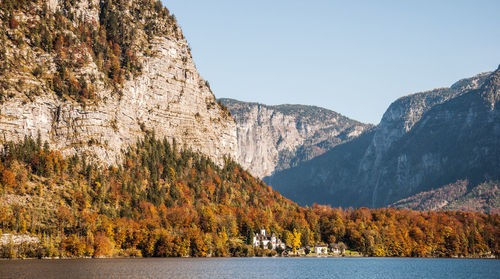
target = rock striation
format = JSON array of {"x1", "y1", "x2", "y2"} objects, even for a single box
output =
[
  {"x1": 0, "y1": 0, "x2": 236, "y2": 165},
  {"x1": 219, "y1": 99, "x2": 371, "y2": 178}
]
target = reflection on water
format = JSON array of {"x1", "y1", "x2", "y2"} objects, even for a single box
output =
[{"x1": 0, "y1": 257, "x2": 499, "y2": 279}]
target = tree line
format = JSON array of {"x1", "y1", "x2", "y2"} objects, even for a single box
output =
[{"x1": 0, "y1": 134, "x2": 498, "y2": 258}]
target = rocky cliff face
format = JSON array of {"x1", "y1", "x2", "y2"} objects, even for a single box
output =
[
  {"x1": 0, "y1": 0, "x2": 236, "y2": 165},
  {"x1": 266, "y1": 69, "x2": 499, "y2": 211},
  {"x1": 219, "y1": 98, "x2": 370, "y2": 178}
]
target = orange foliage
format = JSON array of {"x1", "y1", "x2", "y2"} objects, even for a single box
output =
[
  {"x1": 1, "y1": 170, "x2": 16, "y2": 189},
  {"x1": 94, "y1": 232, "x2": 114, "y2": 257}
]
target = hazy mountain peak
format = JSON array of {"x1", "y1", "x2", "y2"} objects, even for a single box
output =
[
  {"x1": 265, "y1": 68, "x2": 500, "y2": 212},
  {"x1": 219, "y1": 98, "x2": 371, "y2": 178}
]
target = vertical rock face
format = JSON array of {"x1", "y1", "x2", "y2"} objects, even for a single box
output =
[
  {"x1": 219, "y1": 98, "x2": 371, "y2": 178},
  {"x1": 0, "y1": 0, "x2": 237, "y2": 165},
  {"x1": 266, "y1": 69, "x2": 499, "y2": 212}
]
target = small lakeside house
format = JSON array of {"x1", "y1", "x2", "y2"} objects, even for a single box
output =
[{"x1": 313, "y1": 245, "x2": 328, "y2": 255}]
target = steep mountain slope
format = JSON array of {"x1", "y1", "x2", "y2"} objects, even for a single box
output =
[
  {"x1": 0, "y1": 0, "x2": 236, "y2": 165},
  {"x1": 266, "y1": 69, "x2": 499, "y2": 210},
  {"x1": 219, "y1": 98, "x2": 370, "y2": 178}
]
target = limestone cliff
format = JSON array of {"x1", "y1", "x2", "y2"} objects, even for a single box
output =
[
  {"x1": 0, "y1": 0, "x2": 236, "y2": 165},
  {"x1": 219, "y1": 99, "x2": 371, "y2": 178}
]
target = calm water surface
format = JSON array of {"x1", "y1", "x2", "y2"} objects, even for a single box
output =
[{"x1": 0, "y1": 257, "x2": 499, "y2": 279}]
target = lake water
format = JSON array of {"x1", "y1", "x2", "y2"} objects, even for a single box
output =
[{"x1": 0, "y1": 257, "x2": 499, "y2": 279}]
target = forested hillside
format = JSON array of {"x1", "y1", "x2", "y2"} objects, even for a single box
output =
[
  {"x1": 392, "y1": 180, "x2": 500, "y2": 214},
  {"x1": 0, "y1": 135, "x2": 498, "y2": 258}
]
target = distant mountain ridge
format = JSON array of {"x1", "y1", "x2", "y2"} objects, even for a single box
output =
[
  {"x1": 219, "y1": 98, "x2": 371, "y2": 178},
  {"x1": 264, "y1": 68, "x2": 500, "y2": 213}
]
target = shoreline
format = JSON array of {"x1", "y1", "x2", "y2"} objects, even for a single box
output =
[{"x1": 1, "y1": 255, "x2": 497, "y2": 261}]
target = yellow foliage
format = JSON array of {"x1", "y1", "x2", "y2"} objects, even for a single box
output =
[
  {"x1": 292, "y1": 228, "x2": 302, "y2": 253},
  {"x1": 170, "y1": 167, "x2": 176, "y2": 181}
]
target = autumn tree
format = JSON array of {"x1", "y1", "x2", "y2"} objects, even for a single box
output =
[{"x1": 291, "y1": 229, "x2": 302, "y2": 254}]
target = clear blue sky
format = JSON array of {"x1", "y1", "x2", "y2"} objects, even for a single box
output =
[{"x1": 163, "y1": 0, "x2": 500, "y2": 124}]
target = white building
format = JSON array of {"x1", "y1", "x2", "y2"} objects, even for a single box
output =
[
  {"x1": 313, "y1": 245, "x2": 328, "y2": 255},
  {"x1": 253, "y1": 229, "x2": 286, "y2": 250}
]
